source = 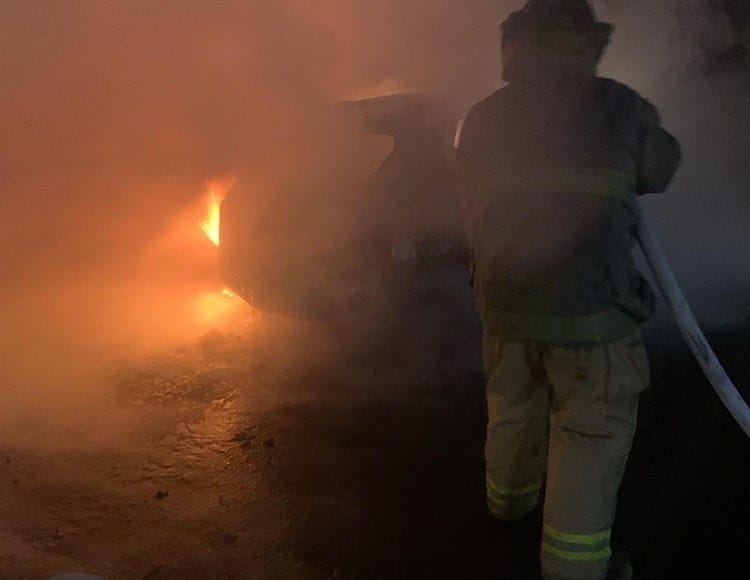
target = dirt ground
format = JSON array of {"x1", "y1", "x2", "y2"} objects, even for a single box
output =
[{"x1": 1, "y1": 311, "x2": 748, "y2": 580}]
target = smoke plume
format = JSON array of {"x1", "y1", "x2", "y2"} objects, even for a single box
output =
[{"x1": 1, "y1": 0, "x2": 748, "y2": 443}]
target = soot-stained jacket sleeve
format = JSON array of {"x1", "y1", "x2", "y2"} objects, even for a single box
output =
[{"x1": 635, "y1": 98, "x2": 682, "y2": 194}]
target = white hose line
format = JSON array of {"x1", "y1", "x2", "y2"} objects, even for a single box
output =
[{"x1": 634, "y1": 198, "x2": 750, "y2": 438}]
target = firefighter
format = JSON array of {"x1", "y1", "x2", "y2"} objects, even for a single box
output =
[{"x1": 456, "y1": 2, "x2": 681, "y2": 579}]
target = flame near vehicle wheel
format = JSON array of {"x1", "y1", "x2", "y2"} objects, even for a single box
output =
[
  {"x1": 199, "y1": 186, "x2": 226, "y2": 247},
  {"x1": 198, "y1": 179, "x2": 236, "y2": 300}
]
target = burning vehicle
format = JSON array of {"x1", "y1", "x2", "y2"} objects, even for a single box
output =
[{"x1": 217, "y1": 94, "x2": 469, "y2": 329}]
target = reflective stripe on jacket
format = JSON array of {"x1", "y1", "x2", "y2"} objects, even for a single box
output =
[{"x1": 457, "y1": 76, "x2": 681, "y2": 345}]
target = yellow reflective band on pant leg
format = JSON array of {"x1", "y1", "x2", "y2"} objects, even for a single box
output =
[
  {"x1": 542, "y1": 525, "x2": 612, "y2": 562},
  {"x1": 487, "y1": 478, "x2": 542, "y2": 499},
  {"x1": 488, "y1": 493, "x2": 539, "y2": 515},
  {"x1": 542, "y1": 543, "x2": 612, "y2": 562},
  {"x1": 486, "y1": 477, "x2": 542, "y2": 519},
  {"x1": 543, "y1": 525, "x2": 611, "y2": 546}
]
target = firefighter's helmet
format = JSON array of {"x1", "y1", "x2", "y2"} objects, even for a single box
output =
[
  {"x1": 502, "y1": 0, "x2": 609, "y2": 39},
  {"x1": 500, "y1": 0, "x2": 613, "y2": 80}
]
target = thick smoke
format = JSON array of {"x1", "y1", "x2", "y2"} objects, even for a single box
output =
[
  {"x1": 1, "y1": 0, "x2": 748, "y2": 443},
  {"x1": 0, "y1": 0, "x2": 509, "y2": 445},
  {"x1": 599, "y1": 0, "x2": 750, "y2": 326}
]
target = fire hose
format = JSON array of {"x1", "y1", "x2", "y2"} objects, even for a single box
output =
[{"x1": 634, "y1": 198, "x2": 750, "y2": 438}]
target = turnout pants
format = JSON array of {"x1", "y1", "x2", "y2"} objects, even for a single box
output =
[{"x1": 483, "y1": 332, "x2": 649, "y2": 580}]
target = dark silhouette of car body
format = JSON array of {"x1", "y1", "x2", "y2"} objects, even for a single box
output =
[{"x1": 218, "y1": 94, "x2": 469, "y2": 326}]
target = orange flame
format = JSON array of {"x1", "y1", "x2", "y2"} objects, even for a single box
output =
[
  {"x1": 199, "y1": 188, "x2": 224, "y2": 246},
  {"x1": 197, "y1": 179, "x2": 238, "y2": 305}
]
